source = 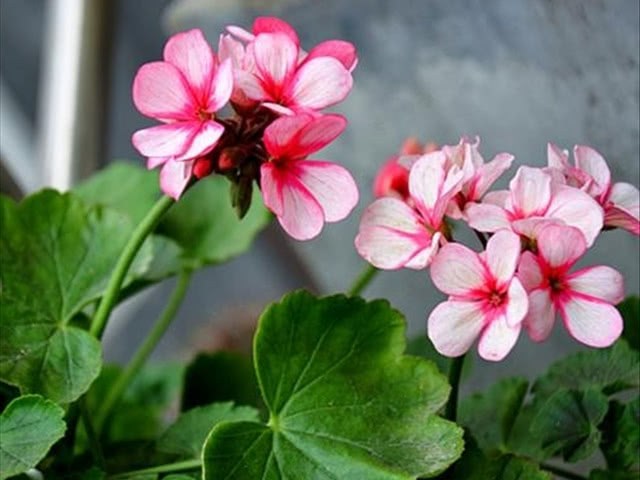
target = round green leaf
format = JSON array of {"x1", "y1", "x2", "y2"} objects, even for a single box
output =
[
  {"x1": 203, "y1": 291, "x2": 464, "y2": 479},
  {"x1": 0, "y1": 394, "x2": 66, "y2": 479},
  {"x1": 0, "y1": 190, "x2": 151, "y2": 403}
]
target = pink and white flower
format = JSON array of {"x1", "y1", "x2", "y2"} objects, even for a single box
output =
[
  {"x1": 131, "y1": 29, "x2": 233, "y2": 199},
  {"x1": 260, "y1": 113, "x2": 358, "y2": 240},
  {"x1": 548, "y1": 144, "x2": 640, "y2": 235},
  {"x1": 427, "y1": 230, "x2": 529, "y2": 361},
  {"x1": 355, "y1": 151, "x2": 464, "y2": 270},
  {"x1": 518, "y1": 223, "x2": 624, "y2": 347},
  {"x1": 466, "y1": 166, "x2": 604, "y2": 246},
  {"x1": 222, "y1": 17, "x2": 356, "y2": 115}
]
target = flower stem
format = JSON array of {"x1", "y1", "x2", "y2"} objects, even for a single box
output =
[
  {"x1": 79, "y1": 397, "x2": 104, "y2": 469},
  {"x1": 540, "y1": 463, "x2": 587, "y2": 480},
  {"x1": 444, "y1": 354, "x2": 465, "y2": 421},
  {"x1": 94, "y1": 268, "x2": 192, "y2": 433},
  {"x1": 89, "y1": 195, "x2": 174, "y2": 339},
  {"x1": 348, "y1": 264, "x2": 379, "y2": 297},
  {"x1": 109, "y1": 459, "x2": 201, "y2": 479}
]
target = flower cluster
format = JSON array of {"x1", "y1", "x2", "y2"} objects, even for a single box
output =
[
  {"x1": 357, "y1": 138, "x2": 639, "y2": 361},
  {"x1": 131, "y1": 17, "x2": 358, "y2": 240}
]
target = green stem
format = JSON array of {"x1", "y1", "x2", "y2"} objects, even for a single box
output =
[
  {"x1": 79, "y1": 397, "x2": 104, "y2": 469},
  {"x1": 348, "y1": 264, "x2": 379, "y2": 296},
  {"x1": 540, "y1": 463, "x2": 587, "y2": 480},
  {"x1": 89, "y1": 195, "x2": 174, "y2": 339},
  {"x1": 444, "y1": 354, "x2": 465, "y2": 421},
  {"x1": 95, "y1": 269, "x2": 192, "y2": 433},
  {"x1": 109, "y1": 459, "x2": 201, "y2": 479}
]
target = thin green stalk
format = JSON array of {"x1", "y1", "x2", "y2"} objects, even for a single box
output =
[
  {"x1": 444, "y1": 354, "x2": 465, "y2": 421},
  {"x1": 79, "y1": 397, "x2": 104, "y2": 469},
  {"x1": 540, "y1": 463, "x2": 587, "y2": 480},
  {"x1": 90, "y1": 195, "x2": 174, "y2": 339},
  {"x1": 95, "y1": 269, "x2": 192, "y2": 433},
  {"x1": 109, "y1": 459, "x2": 201, "y2": 479},
  {"x1": 348, "y1": 264, "x2": 379, "y2": 296}
]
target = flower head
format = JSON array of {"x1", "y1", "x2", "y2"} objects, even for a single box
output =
[
  {"x1": 518, "y1": 223, "x2": 624, "y2": 347},
  {"x1": 260, "y1": 113, "x2": 358, "y2": 240},
  {"x1": 132, "y1": 29, "x2": 233, "y2": 199},
  {"x1": 427, "y1": 230, "x2": 528, "y2": 361}
]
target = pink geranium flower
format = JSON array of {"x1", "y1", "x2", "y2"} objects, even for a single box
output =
[
  {"x1": 355, "y1": 152, "x2": 464, "y2": 270},
  {"x1": 223, "y1": 17, "x2": 356, "y2": 115},
  {"x1": 131, "y1": 29, "x2": 233, "y2": 199},
  {"x1": 260, "y1": 113, "x2": 358, "y2": 240},
  {"x1": 548, "y1": 143, "x2": 640, "y2": 235},
  {"x1": 518, "y1": 223, "x2": 624, "y2": 347},
  {"x1": 466, "y1": 166, "x2": 603, "y2": 246},
  {"x1": 428, "y1": 230, "x2": 529, "y2": 361}
]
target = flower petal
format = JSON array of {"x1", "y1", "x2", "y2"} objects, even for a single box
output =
[
  {"x1": 427, "y1": 300, "x2": 486, "y2": 358},
  {"x1": 466, "y1": 203, "x2": 512, "y2": 233},
  {"x1": 159, "y1": 158, "x2": 193, "y2": 200},
  {"x1": 606, "y1": 182, "x2": 640, "y2": 234},
  {"x1": 573, "y1": 145, "x2": 611, "y2": 199},
  {"x1": 430, "y1": 243, "x2": 487, "y2": 297},
  {"x1": 478, "y1": 314, "x2": 521, "y2": 361},
  {"x1": 505, "y1": 279, "x2": 529, "y2": 328},
  {"x1": 260, "y1": 163, "x2": 324, "y2": 240},
  {"x1": 568, "y1": 266, "x2": 624, "y2": 305},
  {"x1": 207, "y1": 59, "x2": 234, "y2": 112},
  {"x1": 355, "y1": 198, "x2": 432, "y2": 269},
  {"x1": 132, "y1": 62, "x2": 195, "y2": 121},
  {"x1": 547, "y1": 143, "x2": 569, "y2": 169},
  {"x1": 147, "y1": 156, "x2": 169, "y2": 169},
  {"x1": 485, "y1": 230, "x2": 521, "y2": 286},
  {"x1": 304, "y1": 40, "x2": 358, "y2": 71},
  {"x1": 524, "y1": 288, "x2": 556, "y2": 342},
  {"x1": 517, "y1": 251, "x2": 544, "y2": 291},
  {"x1": 510, "y1": 166, "x2": 552, "y2": 217},
  {"x1": 536, "y1": 223, "x2": 586, "y2": 269},
  {"x1": 253, "y1": 32, "x2": 298, "y2": 87},
  {"x1": 253, "y1": 16, "x2": 299, "y2": 45},
  {"x1": 263, "y1": 114, "x2": 314, "y2": 158},
  {"x1": 561, "y1": 296, "x2": 623, "y2": 348},
  {"x1": 172, "y1": 121, "x2": 225, "y2": 162},
  {"x1": 293, "y1": 160, "x2": 358, "y2": 222},
  {"x1": 132, "y1": 121, "x2": 199, "y2": 158},
  {"x1": 163, "y1": 29, "x2": 215, "y2": 104},
  {"x1": 470, "y1": 152, "x2": 514, "y2": 200},
  {"x1": 289, "y1": 57, "x2": 353, "y2": 110},
  {"x1": 294, "y1": 114, "x2": 347, "y2": 156},
  {"x1": 545, "y1": 185, "x2": 603, "y2": 247}
]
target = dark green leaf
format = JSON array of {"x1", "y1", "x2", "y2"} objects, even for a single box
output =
[
  {"x1": 158, "y1": 402, "x2": 259, "y2": 458},
  {"x1": 406, "y1": 335, "x2": 473, "y2": 378},
  {"x1": 589, "y1": 469, "x2": 639, "y2": 480},
  {"x1": 158, "y1": 175, "x2": 271, "y2": 267},
  {"x1": 181, "y1": 352, "x2": 261, "y2": 412},
  {"x1": 618, "y1": 296, "x2": 640, "y2": 352},
  {"x1": 531, "y1": 389, "x2": 608, "y2": 462},
  {"x1": 533, "y1": 340, "x2": 639, "y2": 397},
  {"x1": 0, "y1": 191, "x2": 152, "y2": 403},
  {"x1": 460, "y1": 377, "x2": 529, "y2": 454},
  {"x1": 203, "y1": 291, "x2": 463, "y2": 479},
  {"x1": 600, "y1": 396, "x2": 640, "y2": 470},
  {"x1": 0, "y1": 395, "x2": 66, "y2": 479}
]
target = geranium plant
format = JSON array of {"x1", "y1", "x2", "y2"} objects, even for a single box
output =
[{"x1": 1, "y1": 17, "x2": 639, "y2": 480}]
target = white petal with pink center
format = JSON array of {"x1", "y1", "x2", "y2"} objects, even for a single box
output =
[
  {"x1": 171, "y1": 121, "x2": 225, "y2": 162},
  {"x1": 132, "y1": 121, "x2": 200, "y2": 158},
  {"x1": 504, "y1": 278, "x2": 529, "y2": 328},
  {"x1": 133, "y1": 62, "x2": 195, "y2": 121},
  {"x1": 573, "y1": 145, "x2": 611, "y2": 199},
  {"x1": 536, "y1": 223, "x2": 586, "y2": 268},
  {"x1": 517, "y1": 251, "x2": 544, "y2": 291},
  {"x1": 478, "y1": 314, "x2": 521, "y2": 362},
  {"x1": 544, "y1": 185, "x2": 603, "y2": 247},
  {"x1": 289, "y1": 57, "x2": 353, "y2": 110},
  {"x1": 510, "y1": 167, "x2": 552, "y2": 217},
  {"x1": 561, "y1": 296, "x2": 623, "y2": 348},
  {"x1": 567, "y1": 266, "x2": 624, "y2": 305},
  {"x1": 428, "y1": 301, "x2": 486, "y2": 358},
  {"x1": 524, "y1": 288, "x2": 556, "y2": 342},
  {"x1": 253, "y1": 33, "x2": 298, "y2": 87},
  {"x1": 466, "y1": 203, "x2": 512, "y2": 233},
  {"x1": 484, "y1": 230, "x2": 521, "y2": 286},
  {"x1": 159, "y1": 158, "x2": 194, "y2": 200},
  {"x1": 430, "y1": 243, "x2": 487, "y2": 297}
]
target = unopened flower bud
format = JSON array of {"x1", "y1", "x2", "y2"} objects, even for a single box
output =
[
  {"x1": 193, "y1": 157, "x2": 214, "y2": 179},
  {"x1": 218, "y1": 147, "x2": 246, "y2": 171}
]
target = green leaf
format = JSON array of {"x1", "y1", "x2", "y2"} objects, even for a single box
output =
[
  {"x1": 202, "y1": 291, "x2": 463, "y2": 479},
  {"x1": 589, "y1": 469, "x2": 639, "y2": 480},
  {"x1": 531, "y1": 388, "x2": 608, "y2": 462},
  {"x1": 406, "y1": 335, "x2": 473, "y2": 378},
  {"x1": 181, "y1": 352, "x2": 262, "y2": 411},
  {"x1": 618, "y1": 296, "x2": 640, "y2": 352},
  {"x1": 0, "y1": 190, "x2": 152, "y2": 403},
  {"x1": 600, "y1": 396, "x2": 640, "y2": 470},
  {"x1": 0, "y1": 395, "x2": 66, "y2": 479},
  {"x1": 74, "y1": 161, "x2": 159, "y2": 224},
  {"x1": 453, "y1": 436, "x2": 551, "y2": 480},
  {"x1": 158, "y1": 175, "x2": 271, "y2": 267},
  {"x1": 459, "y1": 377, "x2": 529, "y2": 454},
  {"x1": 533, "y1": 340, "x2": 640, "y2": 397},
  {"x1": 158, "y1": 402, "x2": 259, "y2": 458}
]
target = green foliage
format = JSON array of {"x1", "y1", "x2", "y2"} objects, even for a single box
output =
[
  {"x1": 406, "y1": 334, "x2": 473, "y2": 378},
  {"x1": 181, "y1": 351, "x2": 262, "y2": 411},
  {"x1": 618, "y1": 296, "x2": 640, "y2": 352},
  {"x1": 0, "y1": 191, "x2": 154, "y2": 403},
  {"x1": 0, "y1": 395, "x2": 66, "y2": 479},
  {"x1": 202, "y1": 291, "x2": 464, "y2": 479},
  {"x1": 158, "y1": 402, "x2": 259, "y2": 458},
  {"x1": 589, "y1": 470, "x2": 639, "y2": 480},
  {"x1": 600, "y1": 396, "x2": 640, "y2": 471},
  {"x1": 459, "y1": 377, "x2": 529, "y2": 454}
]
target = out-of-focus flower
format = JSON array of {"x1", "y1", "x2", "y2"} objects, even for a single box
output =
[
  {"x1": 223, "y1": 17, "x2": 356, "y2": 115},
  {"x1": 548, "y1": 143, "x2": 640, "y2": 235},
  {"x1": 131, "y1": 29, "x2": 233, "y2": 199},
  {"x1": 355, "y1": 152, "x2": 464, "y2": 270},
  {"x1": 518, "y1": 223, "x2": 624, "y2": 347},
  {"x1": 260, "y1": 113, "x2": 358, "y2": 240},
  {"x1": 466, "y1": 166, "x2": 603, "y2": 246},
  {"x1": 427, "y1": 230, "x2": 528, "y2": 361}
]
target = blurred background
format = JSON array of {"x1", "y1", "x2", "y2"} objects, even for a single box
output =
[{"x1": 1, "y1": 0, "x2": 638, "y2": 397}]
